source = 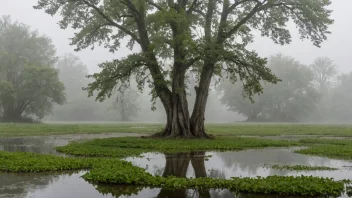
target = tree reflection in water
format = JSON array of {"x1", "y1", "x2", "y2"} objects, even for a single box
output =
[{"x1": 93, "y1": 152, "x2": 305, "y2": 198}]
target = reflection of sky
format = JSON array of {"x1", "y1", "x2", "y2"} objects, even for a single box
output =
[
  {"x1": 0, "y1": 133, "x2": 141, "y2": 155},
  {"x1": 125, "y1": 147, "x2": 352, "y2": 181}
]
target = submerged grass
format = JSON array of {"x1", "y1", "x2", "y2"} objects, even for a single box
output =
[
  {"x1": 295, "y1": 138, "x2": 352, "y2": 160},
  {"x1": 0, "y1": 149, "x2": 345, "y2": 196},
  {"x1": 271, "y1": 164, "x2": 338, "y2": 171},
  {"x1": 55, "y1": 136, "x2": 299, "y2": 158},
  {"x1": 1, "y1": 123, "x2": 352, "y2": 137},
  {"x1": 2, "y1": 135, "x2": 352, "y2": 197}
]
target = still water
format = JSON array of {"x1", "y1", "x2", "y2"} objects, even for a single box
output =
[{"x1": 1, "y1": 135, "x2": 352, "y2": 198}]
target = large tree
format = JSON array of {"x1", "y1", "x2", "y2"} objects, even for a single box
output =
[
  {"x1": 0, "y1": 16, "x2": 65, "y2": 122},
  {"x1": 35, "y1": 0, "x2": 333, "y2": 138},
  {"x1": 219, "y1": 54, "x2": 320, "y2": 122}
]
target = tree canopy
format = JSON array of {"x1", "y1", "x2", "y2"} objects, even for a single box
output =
[
  {"x1": 0, "y1": 16, "x2": 65, "y2": 122},
  {"x1": 35, "y1": 0, "x2": 333, "y2": 138},
  {"x1": 218, "y1": 54, "x2": 320, "y2": 122}
]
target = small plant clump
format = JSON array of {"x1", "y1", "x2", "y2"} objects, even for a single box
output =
[{"x1": 271, "y1": 164, "x2": 338, "y2": 171}]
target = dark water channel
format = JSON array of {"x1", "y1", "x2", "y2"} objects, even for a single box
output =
[{"x1": 1, "y1": 135, "x2": 352, "y2": 198}]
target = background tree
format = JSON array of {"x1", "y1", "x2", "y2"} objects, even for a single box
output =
[
  {"x1": 110, "y1": 88, "x2": 140, "y2": 121},
  {"x1": 219, "y1": 54, "x2": 320, "y2": 122},
  {"x1": 328, "y1": 72, "x2": 352, "y2": 123},
  {"x1": 308, "y1": 57, "x2": 338, "y2": 122},
  {"x1": 0, "y1": 16, "x2": 65, "y2": 122},
  {"x1": 48, "y1": 53, "x2": 112, "y2": 122},
  {"x1": 35, "y1": 0, "x2": 333, "y2": 138},
  {"x1": 310, "y1": 57, "x2": 338, "y2": 90}
]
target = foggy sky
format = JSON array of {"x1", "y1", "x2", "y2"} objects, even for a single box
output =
[{"x1": 1, "y1": 0, "x2": 351, "y2": 74}]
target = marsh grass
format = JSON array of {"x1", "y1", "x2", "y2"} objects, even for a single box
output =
[
  {"x1": 55, "y1": 136, "x2": 299, "y2": 158},
  {"x1": 295, "y1": 139, "x2": 352, "y2": 159},
  {"x1": 270, "y1": 164, "x2": 338, "y2": 171},
  {"x1": 1, "y1": 123, "x2": 352, "y2": 137}
]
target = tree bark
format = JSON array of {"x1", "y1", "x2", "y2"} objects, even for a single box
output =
[
  {"x1": 190, "y1": 63, "x2": 214, "y2": 138},
  {"x1": 150, "y1": 63, "x2": 215, "y2": 139}
]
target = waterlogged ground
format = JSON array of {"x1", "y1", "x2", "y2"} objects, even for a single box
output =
[
  {"x1": 0, "y1": 133, "x2": 143, "y2": 155},
  {"x1": 124, "y1": 148, "x2": 352, "y2": 180},
  {"x1": 2, "y1": 135, "x2": 352, "y2": 197}
]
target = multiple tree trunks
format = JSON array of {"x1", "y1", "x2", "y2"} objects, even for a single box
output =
[
  {"x1": 151, "y1": 64, "x2": 215, "y2": 139},
  {"x1": 157, "y1": 151, "x2": 211, "y2": 198}
]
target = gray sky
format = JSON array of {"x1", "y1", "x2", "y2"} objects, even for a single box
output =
[{"x1": 1, "y1": 0, "x2": 351, "y2": 74}]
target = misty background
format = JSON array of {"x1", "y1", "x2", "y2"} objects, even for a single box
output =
[{"x1": 1, "y1": 0, "x2": 351, "y2": 123}]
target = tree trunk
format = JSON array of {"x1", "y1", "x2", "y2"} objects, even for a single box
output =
[
  {"x1": 150, "y1": 64, "x2": 214, "y2": 139},
  {"x1": 2, "y1": 109, "x2": 23, "y2": 122},
  {"x1": 190, "y1": 63, "x2": 214, "y2": 138},
  {"x1": 151, "y1": 67, "x2": 213, "y2": 139}
]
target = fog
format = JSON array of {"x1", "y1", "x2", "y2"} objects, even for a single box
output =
[{"x1": 0, "y1": 0, "x2": 351, "y2": 123}]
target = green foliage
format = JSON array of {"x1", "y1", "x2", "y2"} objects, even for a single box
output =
[
  {"x1": 55, "y1": 136, "x2": 298, "y2": 158},
  {"x1": 219, "y1": 54, "x2": 320, "y2": 122},
  {"x1": 0, "y1": 16, "x2": 65, "y2": 122},
  {"x1": 0, "y1": 148, "x2": 346, "y2": 197},
  {"x1": 1, "y1": 123, "x2": 352, "y2": 137},
  {"x1": 0, "y1": 150, "x2": 91, "y2": 172},
  {"x1": 84, "y1": 166, "x2": 344, "y2": 197},
  {"x1": 271, "y1": 165, "x2": 337, "y2": 171},
  {"x1": 34, "y1": 0, "x2": 334, "y2": 108},
  {"x1": 297, "y1": 139, "x2": 352, "y2": 160}
]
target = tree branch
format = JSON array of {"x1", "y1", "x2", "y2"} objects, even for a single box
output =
[
  {"x1": 224, "y1": 3, "x2": 262, "y2": 40},
  {"x1": 80, "y1": 0, "x2": 141, "y2": 43},
  {"x1": 228, "y1": 0, "x2": 249, "y2": 12},
  {"x1": 184, "y1": 56, "x2": 201, "y2": 69},
  {"x1": 146, "y1": 0, "x2": 164, "y2": 11},
  {"x1": 121, "y1": 0, "x2": 140, "y2": 15},
  {"x1": 186, "y1": 0, "x2": 199, "y2": 15}
]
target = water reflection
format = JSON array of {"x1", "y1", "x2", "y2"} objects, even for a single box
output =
[
  {"x1": 0, "y1": 133, "x2": 142, "y2": 155},
  {"x1": 2, "y1": 134, "x2": 352, "y2": 198},
  {"x1": 126, "y1": 148, "x2": 352, "y2": 181}
]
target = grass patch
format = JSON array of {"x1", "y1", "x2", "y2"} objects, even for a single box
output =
[
  {"x1": 55, "y1": 136, "x2": 299, "y2": 158},
  {"x1": 83, "y1": 160, "x2": 345, "y2": 197},
  {"x1": 271, "y1": 164, "x2": 338, "y2": 171},
  {"x1": 1, "y1": 135, "x2": 351, "y2": 197},
  {"x1": 1, "y1": 123, "x2": 352, "y2": 137},
  {"x1": 296, "y1": 139, "x2": 352, "y2": 160},
  {"x1": 0, "y1": 150, "x2": 92, "y2": 172},
  {"x1": 1, "y1": 149, "x2": 344, "y2": 197}
]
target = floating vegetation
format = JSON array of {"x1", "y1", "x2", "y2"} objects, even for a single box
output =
[{"x1": 271, "y1": 164, "x2": 338, "y2": 171}]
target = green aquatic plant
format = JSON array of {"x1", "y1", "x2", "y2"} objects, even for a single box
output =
[
  {"x1": 55, "y1": 137, "x2": 298, "y2": 158},
  {"x1": 0, "y1": 150, "x2": 92, "y2": 172},
  {"x1": 271, "y1": 164, "x2": 338, "y2": 171},
  {"x1": 296, "y1": 139, "x2": 352, "y2": 160},
  {"x1": 83, "y1": 160, "x2": 345, "y2": 197},
  {"x1": 1, "y1": 123, "x2": 352, "y2": 137}
]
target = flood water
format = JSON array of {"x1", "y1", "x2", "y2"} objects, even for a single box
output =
[{"x1": 1, "y1": 135, "x2": 352, "y2": 198}]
